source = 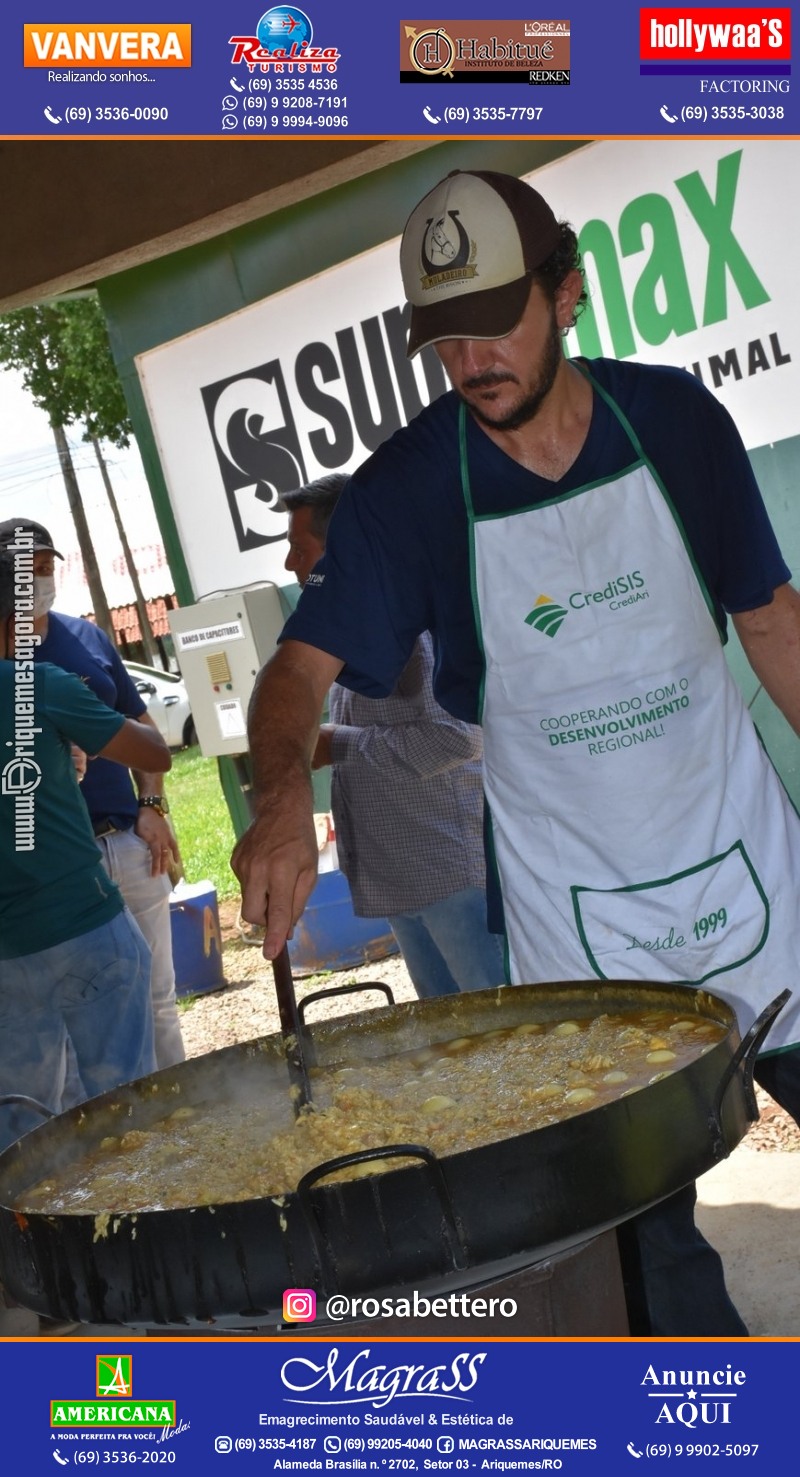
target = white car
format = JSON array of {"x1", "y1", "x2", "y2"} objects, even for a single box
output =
[{"x1": 124, "y1": 662, "x2": 196, "y2": 750}]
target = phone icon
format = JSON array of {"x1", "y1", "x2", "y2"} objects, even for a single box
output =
[
  {"x1": 627, "y1": 1442, "x2": 644, "y2": 1459},
  {"x1": 423, "y1": 105, "x2": 441, "y2": 125},
  {"x1": 44, "y1": 106, "x2": 62, "y2": 124},
  {"x1": 229, "y1": 76, "x2": 245, "y2": 92},
  {"x1": 660, "y1": 105, "x2": 678, "y2": 123},
  {"x1": 53, "y1": 1453, "x2": 70, "y2": 1467}
]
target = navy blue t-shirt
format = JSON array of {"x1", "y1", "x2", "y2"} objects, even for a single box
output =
[
  {"x1": 35, "y1": 612, "x2": 147, "y2": 829},
  {"x1": 283, "y1": 358, "x2": 790, "y2": 725}
]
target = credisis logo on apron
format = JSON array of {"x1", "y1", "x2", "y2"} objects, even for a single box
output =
[
  {"x1": 524, "y1": 594, "x2": 569, "y2": 637},
  {"x1": 525, "y1": 570, "x2": 649, "y2": 636}
]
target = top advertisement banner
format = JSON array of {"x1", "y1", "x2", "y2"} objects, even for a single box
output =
[{"x1": 0, "y1": 0, "x2": 797, "y2": 137}]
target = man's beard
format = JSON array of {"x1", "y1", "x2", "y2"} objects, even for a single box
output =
[{"x1": 459, "y1": 311, "x2": 563, "y2": 432}]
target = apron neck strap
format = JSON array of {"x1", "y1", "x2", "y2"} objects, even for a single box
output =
[
  {"x1": 572, "y1": 359, "x2": 649, "y2": 464},
  {"x1": 458, "y1": 401, "x2": 475, "y2": 518}
]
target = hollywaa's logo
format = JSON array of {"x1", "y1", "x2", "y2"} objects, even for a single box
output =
[
  {"x1": 642, "y1": 1360, "x2": 747, "y2": 1428},
  {"x1": 229, "y1": 6, "x2": 339, "y2": 73},
  {"x1": 280, "y1": 1347, "x2": 487, "y2": 1409}
]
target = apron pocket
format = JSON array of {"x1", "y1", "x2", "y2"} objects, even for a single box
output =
[{"x1": 571, "y1": 840, "x2": 769, "y2": 985}]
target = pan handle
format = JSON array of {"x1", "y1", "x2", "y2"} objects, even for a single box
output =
[
  {"x1": 708, "y1": 988, "x2": 791, "y2": 1154},
  {"x1": 298, "y1": 981, "x2": 395, "y2": 1023},
  {"x1": 296, "y1": 1142, "x2": 469, "y2": 1294},
  {"x1": 0, "y1": 1095, "x2": 56, "y2": 1120}
]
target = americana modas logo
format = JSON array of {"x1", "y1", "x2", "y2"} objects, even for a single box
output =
[
  {"x1": 524, "y1": 594, "x2": 569, "y2": 637},
  {"x1": 50, "y1": 1353, "x2": 177, "y2": 1430},
  {"x1": 97, "y1": 1355, "x2": 133, "y2": 1397}
]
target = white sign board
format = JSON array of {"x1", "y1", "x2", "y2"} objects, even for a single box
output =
[{"x1": 136, "y1": 139, "x2": 799, "y2": 602}]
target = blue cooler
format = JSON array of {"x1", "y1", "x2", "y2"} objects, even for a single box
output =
[
  {"x1": 288, "y1": 868, "x2": 398, "y2": 975},
  {"x1": 169, "y1": 880, "x2": 226, "y2": 997}
]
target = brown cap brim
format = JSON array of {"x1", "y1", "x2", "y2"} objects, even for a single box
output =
[{"x1": 407, "y1": 273, "x2": 532, "y2": 358}]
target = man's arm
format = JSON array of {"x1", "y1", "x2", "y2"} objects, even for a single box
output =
[
  {"x1": 130, "y1": 710, "x2": 180, "y2": 878},
  {"x1": 98, "y1": 716, "x2": 172, "y2": 771},
  {"x1": 231, "y1": 639, "x2": 344, "y2": 959},
  {"x1": 732, "y1": 583, "x2": 800, "y2": 735}
]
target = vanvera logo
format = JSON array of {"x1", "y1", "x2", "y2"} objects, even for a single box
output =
[
  {"x1": 23, "y1": 24, "x2": 192, "y2": 66},
  {"x1": 280, "y1": 1349, "x2": 487, "y2": 1409}
]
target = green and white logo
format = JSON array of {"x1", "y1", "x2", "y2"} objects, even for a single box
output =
[{"x1": 524, "y1": 594, "x2": 569, "y2": 637}]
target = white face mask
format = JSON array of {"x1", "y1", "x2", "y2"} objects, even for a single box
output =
[{"x1": 33, "y1": 575, "x2": 56, "y2": 618}]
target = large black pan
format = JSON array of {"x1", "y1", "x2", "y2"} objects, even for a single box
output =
[{"x1": 0, "y1": 981, "x2": 785, "y2": 1327}]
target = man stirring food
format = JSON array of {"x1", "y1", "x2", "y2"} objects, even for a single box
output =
[{"x1": 232, "y1": 168, "x2": 800, "y2": 1335}]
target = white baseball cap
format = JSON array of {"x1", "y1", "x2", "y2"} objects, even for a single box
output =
[{"x1": 401, "y1": 169, "x2": 562, "y2": 357}]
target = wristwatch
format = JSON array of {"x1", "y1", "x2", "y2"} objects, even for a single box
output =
[{"x1": 138, "y1": 795, "x2": 169, "y2": 817}]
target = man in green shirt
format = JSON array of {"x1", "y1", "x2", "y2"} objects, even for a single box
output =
[{"x1": 0, "y1": 543, "x2": 171, "y2": 1151}]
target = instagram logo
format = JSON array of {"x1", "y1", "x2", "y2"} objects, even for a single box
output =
[{"x1": 283, "y1": 1288, "x2": 317, "y2": 1323}]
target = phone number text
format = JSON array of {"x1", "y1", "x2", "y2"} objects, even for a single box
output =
[
  {"x1": 641, "y1": 1444, "x2": 759, "y2": 1457},
  {"x1": 443, "y1": 106, "x2": 544, "y2": 122},
  {"x1": 64, "y1": 107, "x2": 168, "y2": 122}
]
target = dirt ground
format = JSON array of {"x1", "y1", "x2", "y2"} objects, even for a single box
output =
[{"x1": 178, "y1": 899, "x2": 800, "y2": 1153}]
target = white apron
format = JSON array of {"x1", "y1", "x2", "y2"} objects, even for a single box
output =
[{"x1": 461, "y1": 374, "x2": 799, "y2": 1051}]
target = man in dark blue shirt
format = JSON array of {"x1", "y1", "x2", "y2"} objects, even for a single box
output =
[{"x1": 232, "y1": 168, "x2": 800, "y2": 1337}]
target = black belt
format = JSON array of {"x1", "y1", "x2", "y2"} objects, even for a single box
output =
[{"x1": 92, "y1": 820, "x2": 119, "y2": 839}]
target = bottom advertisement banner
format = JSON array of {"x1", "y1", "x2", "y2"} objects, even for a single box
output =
[{"x1": 0, "y1": 1337, "x2": 797, "y2": 1471}]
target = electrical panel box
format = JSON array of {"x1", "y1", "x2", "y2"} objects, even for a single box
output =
[{"x1": 169, "y1": 586, "x2": 286, "y2": 758}]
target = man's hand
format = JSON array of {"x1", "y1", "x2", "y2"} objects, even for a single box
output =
[
  {"x1": 312, "y1": 724, "x2": 335, "y2": 770},
  {"x1": 71, "y1": 744, "x2": 87, "y2": 783},
  {"x1": 231, "y1": 796, "x2": 319, "y2": 960},
  {"x1": 232, "y1": 640, "x2": 344, "y2": 959},
  {"x1": 135, "y1": 805, "x2": 181, "y2": 878}
]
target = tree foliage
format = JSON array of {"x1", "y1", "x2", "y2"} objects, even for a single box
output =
[{"x1": 0, "y1": 297, "x2": 132, "y2": 447}]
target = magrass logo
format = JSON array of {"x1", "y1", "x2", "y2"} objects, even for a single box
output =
[
  {"x1": 524, "y1": 593, "x2": 569, "y2": 637},
  {"x1": 50, "y1": 1354, "x2": 176, "y2": 1430}
]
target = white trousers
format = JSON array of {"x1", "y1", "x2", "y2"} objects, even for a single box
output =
[{"x1": 96, "y1": 827, "x2": 185, "y2": 1070}]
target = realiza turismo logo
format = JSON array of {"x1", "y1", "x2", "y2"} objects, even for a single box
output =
[{"x1": 229, "y1": 6, "x2": 340, "y2": 74}]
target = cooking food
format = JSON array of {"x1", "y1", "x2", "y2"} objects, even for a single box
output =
[{"x1": 14, "y1": 1005, "x2": 724, "y2": 1216}]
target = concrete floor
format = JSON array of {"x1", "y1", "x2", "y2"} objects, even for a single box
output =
[{"x1": 696, "y1": 1149, "x2": 800, "y2": 1336}]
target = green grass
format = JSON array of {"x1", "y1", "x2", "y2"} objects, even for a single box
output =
[{"x1": 167, "y1": 748, "x2": 239, "y2": 900}]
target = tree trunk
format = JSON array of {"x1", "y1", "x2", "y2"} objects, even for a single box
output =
[
  {"x1": 91, "y1": 435, "x2": 159, "y2": 667},
  {"x1": 52, "y1": 421, "x2": 116, "y2": 642}
]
